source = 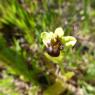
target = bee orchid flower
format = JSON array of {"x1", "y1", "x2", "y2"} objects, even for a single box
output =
[{"x1": 41, "y1": 27, "x2": 77, "y2": 57}]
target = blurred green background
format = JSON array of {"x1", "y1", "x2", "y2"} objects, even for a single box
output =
[{"x1": 0, "y1": 0, "x2": 95, "y2": 95}]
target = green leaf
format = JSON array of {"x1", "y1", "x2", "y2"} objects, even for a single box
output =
[
  {"x1": 64, "y1": 72, "x2": 75, "y2": 81},
  {"x1": 44, "y1": 79, "x2": 65, "y2": 95}
]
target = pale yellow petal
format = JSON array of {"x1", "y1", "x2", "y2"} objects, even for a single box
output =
[
  {"x1": 63, "y1": 36, "x2": 77, "y2": 47},
  {"x1": 54, "y1": 27, "x2": 64, "y2": 37}
]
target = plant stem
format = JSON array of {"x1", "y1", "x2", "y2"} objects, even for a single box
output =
[{"x1": 83, "y1": 0, "x2": 89, "y2": 33}]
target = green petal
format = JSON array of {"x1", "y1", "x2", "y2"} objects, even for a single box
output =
[
  {"x1": 41, "y1": 32, "x2": 53, "y2": 46},
  {"x1": 54, "y1": 27, "x2": 64, "y2": 38},
  {"x1": 41, "y1": 32, "x2": 48, "y2": 39},
  {"x1": 62, "y1": 36, "x2": 77, "y2": 47}
]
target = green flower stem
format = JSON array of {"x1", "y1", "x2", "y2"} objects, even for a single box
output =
[{"x1": 59, "y1": 62, "x2": 65, "y2": 75}]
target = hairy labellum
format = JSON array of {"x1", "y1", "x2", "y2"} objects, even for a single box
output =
[
  {"x1": 46, "y1": 40, "x2": 63, "y2": 57},
  {"x1": 45, "y1": 36, "x2": 64, "y2": 57},
  {"x1": 46, "y1": 46, "x2": 60, "y2": 57}
]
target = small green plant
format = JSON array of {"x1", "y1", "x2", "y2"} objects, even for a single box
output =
[{"x1": 40, "y1": 27, "x2": 77, "y2": 94}]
